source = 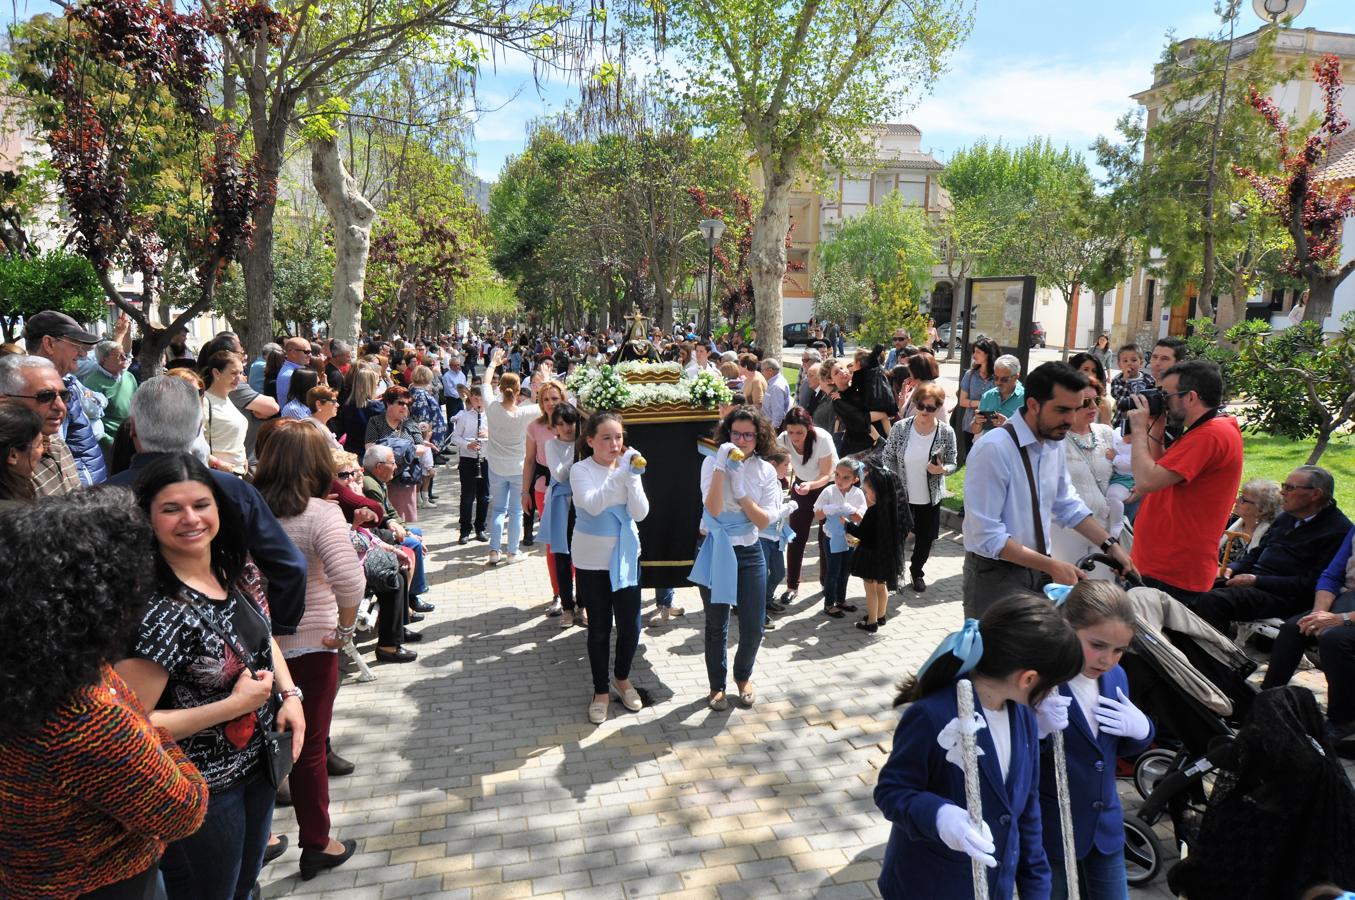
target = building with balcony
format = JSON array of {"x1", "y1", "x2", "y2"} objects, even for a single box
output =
[{"x1": 1080, "y1": 26, "x2": 1355, "y2": 348}]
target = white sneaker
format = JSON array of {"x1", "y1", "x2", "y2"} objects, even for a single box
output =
[
  {"x1": 504, "y1": 553, "x2": 525, "y2": 565},
  {"x1": 485, "y1": 550, "x2": 501, "y2": 566},
  {"x1": 547, "y1": 598, "x2": 563, "y2": 617}
]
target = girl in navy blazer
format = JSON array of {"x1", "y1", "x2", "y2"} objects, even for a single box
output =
[
  {"x1": 875, "y1": 593, "x2": 1083, "y2": 899},
  {"x1": 1037, "y1": 581, "x2": 1155, "y2": 900}
]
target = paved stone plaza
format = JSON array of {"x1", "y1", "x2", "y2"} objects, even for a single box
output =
[{"x1": 261, "y1": 480, "x2": 1238, "y2": 899}]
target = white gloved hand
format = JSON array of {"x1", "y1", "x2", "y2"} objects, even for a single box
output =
[
  {"x1": 1034, "y1": 692, "x2": 1072, "y2": 739},
  {"x1": 727, "y1": 465, "x2": 750, "y2": 500},
  {"x1": 935, "y1": 804, "x2": 997, "y2": 868},
  {"x1": 714, "y1": 442, "x2": 740, "y2": 471},
  {"x1": 621, "y1": 447, "x2": 642, "y2": 470},
  {"x1": 1095, "y1": 687, "x2": 1151, "y2": 741}
]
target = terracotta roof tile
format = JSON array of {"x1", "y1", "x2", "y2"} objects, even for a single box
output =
[{"x1": 1317, "y1": 130, "x2": 1355, "y2": 183}]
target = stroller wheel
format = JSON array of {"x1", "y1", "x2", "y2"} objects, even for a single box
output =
[
  {"x1": 1123, "y1": 814, "x2": 1164, "y2": 886},
  {"x1": 1134, "y1": 748, "x2": 1178, "y2": 801}
]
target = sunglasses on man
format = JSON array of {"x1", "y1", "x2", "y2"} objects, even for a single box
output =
[{"x1": 12, "y1": 388, "x2": 71, "y2": 405}]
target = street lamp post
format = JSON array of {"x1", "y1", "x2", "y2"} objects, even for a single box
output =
[{"x1": 698, "y1": 218, "x2": 726, "y2": 341}]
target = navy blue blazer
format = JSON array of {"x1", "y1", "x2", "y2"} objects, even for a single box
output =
[
  {"x1": 1038, "y1": 665, "x2": 1155, "y2": 861},
  {"x1": 875, "y1": 685, "x2": 1050, "y2": 900},
  {"x1": 105, "y1": 452, "x2": 308, "y2": 635}
]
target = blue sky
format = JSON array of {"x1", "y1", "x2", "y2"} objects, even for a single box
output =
[
  {"x1": 12, "y1": 0, "x2": 1355, "y2": 184},
  {"x1": 462, "y1": 0, "x2": 1355, "y2": 183}
]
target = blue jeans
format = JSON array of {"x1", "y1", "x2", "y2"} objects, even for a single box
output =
[
  {"x1": 402, "y1": 528, "x2": 427, "y2": 596},
  {"x1": 487, "y1": 468, "x2": 522, "y2": 553},
  {"x1": 1050, "y1": 846, "x2": 1129, "y2": 900},
  {"x1": 699, "y1": 542, "x2": 767, "y2": 692},
  {"x1": 160, "y1": 775, "x2": 274, "y2": 900},
  {"x1": 760, "y1": 538, "x2": 785, "y2": 608},
  {"x1": 823, "y1": 548, "x2": 854, "y2": 609},
  {"x1": 654, "y1": 587, "x2": 675, "y2": 609}
]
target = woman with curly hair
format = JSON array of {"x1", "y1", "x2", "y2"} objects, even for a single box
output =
[
  {"x1": 0, "y1": 398, "x2": 43, "y2": 511},
  {"x1": 0, "y1": 490, "x2": 209, "y2": 899},
  {"x1": 252, "y1": 422, "x2": 364, "y2": 880},
  {"x1": 116, "y1": 453, "x2": 305, "y2": 900},
  {"x1": 690, "y1": 406, "x2": 777, "y2": 710}
]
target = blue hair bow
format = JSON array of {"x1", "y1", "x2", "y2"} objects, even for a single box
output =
[
  {"x1": 1043, "y1": 583, "x2": 1073, "y2": 607},
  {"x1": 917, "y1": 618, "x2": 984, "y2": 680}
]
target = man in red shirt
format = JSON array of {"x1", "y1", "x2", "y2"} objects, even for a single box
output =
[{"x1": 1125, "y1": 359, "x2": 1243, "y2": 603}]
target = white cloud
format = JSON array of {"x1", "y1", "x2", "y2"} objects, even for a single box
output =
[{"x1": 907, "y1": 48, "x2": 1155, "y2": 158}]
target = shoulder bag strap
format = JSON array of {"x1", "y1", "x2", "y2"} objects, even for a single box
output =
[
  {"x1": 1002, "y1": 423, "x2": 1047, "y2": 556},
  {"x1": 185, "y1": 591, "x2": 267, "y2": 676}
]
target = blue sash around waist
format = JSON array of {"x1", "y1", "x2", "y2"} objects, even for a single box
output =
[
  {"x1": 823, "y1": 509, "x2": 849, "y2": 553},
  {"x1": 540, "y1": 479, "x2": 573, "y2": 550},
  {"x1": 688, "y1": 510, "x2": 757, "y2": 605},
  {"x1": 573, "y1": 502, "x2": 640, "y2": 591}
]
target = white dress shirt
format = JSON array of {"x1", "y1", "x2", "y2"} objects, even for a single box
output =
[{"x1": 449, "y1": 408, "x2": 486, "y2": 460}]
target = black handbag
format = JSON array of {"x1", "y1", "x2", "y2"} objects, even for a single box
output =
[{"x1": 188, "y1": 595, "x2": 294, "y2": 788}]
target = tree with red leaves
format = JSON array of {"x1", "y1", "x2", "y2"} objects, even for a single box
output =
[
  {"x1": 1235, "y1": 53, "x2": 1355, "y2": 327},
  {"x1": 12, "y1": 0, "x2": 286, "y2": 374}
]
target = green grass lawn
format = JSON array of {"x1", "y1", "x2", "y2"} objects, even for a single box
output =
[{"x1": 940, "y1": 431, "x2": 1355, "y2": 513}]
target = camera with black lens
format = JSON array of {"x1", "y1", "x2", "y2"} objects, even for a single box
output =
[{"x1": 1116, "y1": 388, "x2": 1165, "y2": 433}]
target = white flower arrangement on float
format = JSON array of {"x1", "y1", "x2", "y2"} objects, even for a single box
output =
[
  {"x1": 688, "y1": 370, "x2": 733, "y2": 409},
  {"x1": 573, "y1": 365, "x2": 630, "y2": 410},
  {"x1": 622, "y1": 383, "x2": 689, "y2": 407}
]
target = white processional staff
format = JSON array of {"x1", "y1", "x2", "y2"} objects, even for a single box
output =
[
  {"x1": 1052, "y1": 728, "x2": 1080, "y2": 900},
  {"x1": 955, "y1": 678, "x2": 988, "y2": 900}
]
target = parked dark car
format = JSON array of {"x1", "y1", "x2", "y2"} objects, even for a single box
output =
[
  {"x1": 783, "y1": 322, "x2": 811, "y2": 346},
  {"x1": 1030, "y1": 321, "x2": 1047, "y2": 349}
]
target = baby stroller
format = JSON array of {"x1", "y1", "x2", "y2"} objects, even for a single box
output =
[{"x1": 1073, "y1": 553, "x2": 1258, "y2": 887}]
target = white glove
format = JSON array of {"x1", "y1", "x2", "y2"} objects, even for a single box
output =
[
  {"x1": 621, "y1": 447, "x2": 642, "y2": 471},
  {"x1": 1095, "y1": 687, "x2": 1151, "y2": 741},
  {"x1": 714, "y1": 442, "x2": 740, "y2": 471},
  {"x1": 935, "y1": 804, "x2": 997, "y2": 868},
  {"x1": 727, "y1": 465, "x2": 749, "y2": 500},
  {"x1": 1034, "y1": 692, "x2": 1072, "y2": 739}
]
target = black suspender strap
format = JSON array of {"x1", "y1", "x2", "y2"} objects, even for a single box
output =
[{"x1": 1002, "y1": 423, "x2": 1047, "y2": 556}]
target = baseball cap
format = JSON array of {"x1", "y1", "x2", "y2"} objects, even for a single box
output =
[{"x1": 24, "y1": 310, "x2": 99, "y2": 345}]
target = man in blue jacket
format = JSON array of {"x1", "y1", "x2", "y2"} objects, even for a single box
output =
[
  {"x1": 23, "y1": 310, "x2": 107, "y2": 486},
  {"x1": 105, "y1": 376, "x2": 309, "y2": 636},
  {"x1": 1191, "y1": 465, "x2": 1351, "y2": 635}
]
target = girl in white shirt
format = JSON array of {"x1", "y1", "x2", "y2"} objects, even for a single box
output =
[
  {"x1": 542, "y1": 402, "x2": 581, "y2": 628},
  {"x1": 480, "y1": 348, "x2": 539, "y2": 565},
  {"x1": 690, "y1": 408, "x2": 777, "y2": 711},
  {"x1": 814, "y1": 459, "x2": 867, "y2": 618},
  {"x1": 756, "y1": 449, "x2": 798, "y2": 633},
  {"x1": 570, "y1": 411, "x2": 650, "y2": 725}
]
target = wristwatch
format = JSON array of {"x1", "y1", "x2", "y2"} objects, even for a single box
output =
[
  {"x1": 279, "y1": 686, "x2": 304, "y2": 703},
  {"x1": 1343, "y1": 613, "x2": 1353, "y2": 627},
  {"x1": 1099, "y1": 536, "x2": 1120, "y2": 553}
]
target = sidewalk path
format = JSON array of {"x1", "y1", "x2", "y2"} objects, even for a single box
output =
[{"x1": 262, "y1": 470, "x2": 1270, "y2": 899}]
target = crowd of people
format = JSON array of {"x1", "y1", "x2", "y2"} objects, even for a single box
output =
[{"x1": 2, "y1": 309, "x2": 1355, "y2": 900}]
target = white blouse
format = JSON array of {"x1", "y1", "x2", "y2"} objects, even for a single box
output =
[
  {"x1": 479, "y1": 382, "x2": 539, "y2": 477},
  {"x1": 699, "y1": 456, "x2": 778, "y2": 547},
  {"x1": 777, "y1": 427, "x2": 837, "y2": 483}
]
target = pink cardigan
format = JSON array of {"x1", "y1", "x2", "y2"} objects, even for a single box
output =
[{"x1": 275, "y1": 498, "x2": 366, "y2": 656}]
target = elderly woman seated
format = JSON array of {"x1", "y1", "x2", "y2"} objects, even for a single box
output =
[
  {"x1": 362, "y1": 443, "x2": 432, "y2": 619},
  {"x1": 1219, "y1": 478, "x2": 1282, "y2": 575}
]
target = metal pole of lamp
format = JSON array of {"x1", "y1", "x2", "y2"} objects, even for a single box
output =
[{"x1": 699, "y1": 218, "x2": 726, "y2": 340}]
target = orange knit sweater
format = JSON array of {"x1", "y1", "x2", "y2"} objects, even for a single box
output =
[{"x1": 0, "y1": 664, "x2": 209, "y2": 898}]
